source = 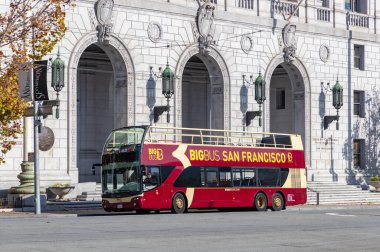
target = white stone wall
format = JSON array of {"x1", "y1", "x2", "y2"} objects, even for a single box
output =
[{"x1": 1, "y1": 0, "x2": 380, "y2": 194}]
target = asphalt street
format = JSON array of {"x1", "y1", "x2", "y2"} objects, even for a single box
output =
[{"x1": 1, "y1": 206, "x2": 379, "y2": 252}]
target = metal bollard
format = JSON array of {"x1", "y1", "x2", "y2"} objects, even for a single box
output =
[{"x1": 316, "y1": 192, "x2": 320, "y2": 205}]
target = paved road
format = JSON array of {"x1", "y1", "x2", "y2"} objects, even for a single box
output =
[{"x1": 1, "y1": 207, "x2": 379, "y2": 252}]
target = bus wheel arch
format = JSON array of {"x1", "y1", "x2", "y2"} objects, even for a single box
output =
[
  {"x1": 253, "y1": 191, "x2": 268, "y2": 211},
  {"x1": 171, "y1": 192, "x2": 188, "y2": 214},
  {"x1": 271, "y1": 192, "x2": 285, "y2": 211}
]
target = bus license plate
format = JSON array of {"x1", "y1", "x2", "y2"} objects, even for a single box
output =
[{"x1": 117, "y1": 204, "x2": 123, "y2": 209}]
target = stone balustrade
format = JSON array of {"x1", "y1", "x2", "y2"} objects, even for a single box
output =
[
  {"x1": 237, "y1": 0, "x2": 254, "y2": 10},
  {"x1": 317, "y1": 7, "x2": 331, "y2": 22},
  {"x1": 273, "y1": 0, "x2": 299, "y2": 17},
  {"x1": 347, "y1": 12, "x2": 369, "y2": 28}
]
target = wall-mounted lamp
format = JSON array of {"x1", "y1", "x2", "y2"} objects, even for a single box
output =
[
  {"x1": 51, "y1": 48, "x2": 65, "y2": 119},
  {"x1": 243, "y1": 71, "x2": 266, "y2": 127},
  {"x1": 151, "y1": 62, "x2": 174, "y2": 123},
  {"x1": 321, "y1": 79, "x2": 343, "y2": 130}
]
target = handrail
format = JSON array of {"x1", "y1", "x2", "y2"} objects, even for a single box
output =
[
  {"x1": 145, "y1": 126, "x2": 296, "y2": 149},
  {"x1": 307, "y1": 187, "x2": 320, "y2": 205}
]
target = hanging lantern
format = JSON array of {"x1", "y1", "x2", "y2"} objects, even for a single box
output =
[
  {"x1": 254, "y1": 71, "x2": 266, "y2": 105},
  {"x1": 332, "y1": 79, "x2": 343, "y2": 130},
  {"x1": 332, "y1": 79, "x2": 343, "y2": 110},
  {"x1": 161, "y1": 62, "x2": 174, "y2": 99},
  {"x1": 51, "y1": 48, "x2": 65, "y2": 93}
]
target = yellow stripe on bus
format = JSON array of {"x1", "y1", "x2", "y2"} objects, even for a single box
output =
[{"x1": 173, "y1": 144, "x2": 191, "y2": 168}]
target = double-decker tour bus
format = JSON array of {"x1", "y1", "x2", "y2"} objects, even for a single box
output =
[{"x1": 101, "y1": 126, "x2": 306, "y2": 213}]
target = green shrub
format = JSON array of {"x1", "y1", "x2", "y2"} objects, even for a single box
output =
[
  {"x1": 370, "y1": 176, "x2": 380, "y2": 181},
  {"x1": 50, "y1": 183, "x2": 72, "y2": 187}
]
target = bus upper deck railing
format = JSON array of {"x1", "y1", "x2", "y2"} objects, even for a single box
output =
[{"x1": 144, "y1": 126, "x2": 296, "y2": 149}]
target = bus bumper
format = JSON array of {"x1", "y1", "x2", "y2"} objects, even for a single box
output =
[{"x1": 102, "y1": 197, "x2": 142, "y2": 212}]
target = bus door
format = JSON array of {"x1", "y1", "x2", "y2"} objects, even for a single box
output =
[
  {"x1": 201, "y1": 167, "x2": 236, "y2": 208},
  {"x1": 142, "y1": 166, "x2": 163, "y2": 208},
  {"x1": 200, "y1": 167, "x2": 218, "y2": 208},
  {"x1": 213, "y1": 167, "x2": 238, "y2": 207},
  {"x1": 231, "y1": 168, "x2": 257, "y2": 207}
]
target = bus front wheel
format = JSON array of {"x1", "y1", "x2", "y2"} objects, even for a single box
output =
[
  {"x1": 172, "y1": 193, "x2": 187, "y2": 214},
  {"x1": 271, "y1": 193, "x2": 284, "y2": 211},
  {"x1": 254, "y1": 192, "x2": 267, "y2": 211}
]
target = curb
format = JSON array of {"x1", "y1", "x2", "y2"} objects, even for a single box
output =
[{"x1": 287, "y1": 204, "x2": 380, "y2": 211}]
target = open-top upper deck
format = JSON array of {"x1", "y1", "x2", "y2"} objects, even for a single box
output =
[
  {"x1": 145, "y1": 126, "x2": 303, "y2": 150},
  {"x1": 102, "y1": 126, "x2": 304, "y2": 156}
]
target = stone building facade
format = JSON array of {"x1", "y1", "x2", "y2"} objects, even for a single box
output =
[{"x1": 1, "y1": 0, "x2": 380, "y2": 195}]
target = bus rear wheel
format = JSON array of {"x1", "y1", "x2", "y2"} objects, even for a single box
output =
[
  {"x1": 271, "y1": 193, "x2": 284, "y2": 211},
  {"x1": 172, "y1": 193, "x2": 187, "y2": 214},
  {"x1": 254, "y1": 192, "x2": 267, "y2": 211}
]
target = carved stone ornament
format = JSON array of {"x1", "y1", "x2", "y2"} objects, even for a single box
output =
[
  {"x1": 319, "y1": 44, "x2": 330, "y2": 63},
  {"x1": 147, "y1": 22, "x2": 162, "y2": 43},
  {"x1": 241, "y1": 35, "x2": 253, "y2": 54},
  {"x1": 282, "y1": 24, "x2": 297, "y2": 63},
  {"x1": 283, "y1": 23, "x2": 296, "y2": 48},
  {"x1": 196, "y1": 0, "x2": 216, "y2": 54},
  {"x1": 95, "y1": 0, "x2": 114, "y2": 43},
  {"x1": 39, "y1": 126, "x2": 55, "y2": 151}
]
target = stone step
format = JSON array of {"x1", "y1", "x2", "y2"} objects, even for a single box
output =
[
  {"x1": 306, "y1": 181, "x2": 380, "y2": 205},
  {"x1": 45, "y1": 201, "x2": 102, "y2": 211}
]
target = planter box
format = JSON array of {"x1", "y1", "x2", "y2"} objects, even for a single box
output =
[
  {"x1": 368, "y1": 181, "x2": 380, "y2": 192},
  {"x1": 48, "y1": 186, "x2": 75, "y2": 200}
]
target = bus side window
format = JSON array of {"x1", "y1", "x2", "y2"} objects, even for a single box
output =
[
  {"x1": 232, "y1": 169, "x2": 242, "y2": 187},
  {"x1": 173, "y1": 167, "x2": 201, "y2": 187},
  {"x1": 241, "y1": 168, "x2": 255, "y2": 187},
  {"x1": 257, "y1": 168, "x2": 280, "y2": 187},
  {"x1": 219, "y1": 167, "x2": 232, "y2": 187},
  {"x1": 280, "y1": 168, "x2": 289, "y2": 186},
  {"x1": 143, "y1": 166, "x2": 160, "y2": 191},
  {"x1": 206, "y1": 167, "x2": 218, "y2": 187},
  {"x1": 160, "y1": 166, "x2": 175, "y2": 183}
]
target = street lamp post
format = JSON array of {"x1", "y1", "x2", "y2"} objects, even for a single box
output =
[
  {"x1": 31, "y1": 61, "x2": 42, "y2": 215},
  {"x1": 32, "y1": 50, "x2": 65, "y2": 214}
]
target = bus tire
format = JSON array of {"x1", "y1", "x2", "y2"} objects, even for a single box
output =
[
  {"x1": 271, "y1": 193, "x2": 284, "y2": 211},
  {"x1": 254, "y1": 192, "x2": 267, "y2": 211},
  {"x1": 172, "y1": 193, "x2": 187, "y2": 214}
]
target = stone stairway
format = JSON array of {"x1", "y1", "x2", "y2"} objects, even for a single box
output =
[
  {"x1": 307, "y1": 181, "x2": 380, "y2": 205},
  {"x1": 76, "y1": 183, "x2": 102, "y2": 202}
]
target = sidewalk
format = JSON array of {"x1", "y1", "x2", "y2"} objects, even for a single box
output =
[{"x1": 287, "y1": 203, "x2": 380, "y2": 211}]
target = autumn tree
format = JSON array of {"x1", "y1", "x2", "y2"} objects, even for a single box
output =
[{"x1": 0, "y1": 0, "x2": 74, "y2": 163}]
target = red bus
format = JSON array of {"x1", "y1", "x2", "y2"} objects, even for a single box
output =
[{"x1": 101, "y1": 126, "x2": 307, "y2": 213}]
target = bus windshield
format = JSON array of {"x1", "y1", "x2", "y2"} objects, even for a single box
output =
[
  {"x1": 103, "y1": 127, "x2": 146, "y2": 155},
  {"x1": 102, "y1": 160, "x2": 140, "y2": 196},
  {"x1": 101, "y1": 127, "x2": 146, "y2": 196}
]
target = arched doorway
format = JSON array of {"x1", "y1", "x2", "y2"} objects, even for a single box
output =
[
  {"x1": 76, "y1": 43, "x2": 128, "y2": 182},
  {"x1": 182, "y1": 55, "x2": 223, "y2": 130},
  {"x1": 174, "y1": 47, "x2": 231, "y2": 131},
  {"x1": 178, "y1": 52, "x2": 229, "y2": 132},
  {"x1": 266, "y1": 59, "x2": 310, "y2": 173}
]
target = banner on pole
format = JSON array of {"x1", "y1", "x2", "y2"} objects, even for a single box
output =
[
  {"x1": 18, "y1": 67, "x2": 32, "y2": 102},
  {"x1": 33, "y1": 60, "x2": 49, "y2": 101}
]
